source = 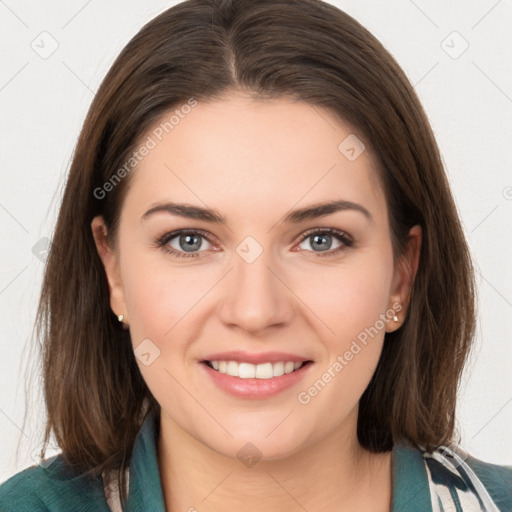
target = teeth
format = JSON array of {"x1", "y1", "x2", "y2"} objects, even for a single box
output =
[{"x1": 208, "y1": 360, "x2": 305, "y2": 379}]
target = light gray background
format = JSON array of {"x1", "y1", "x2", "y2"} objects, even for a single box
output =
[{"x1": 1, "y1": 0, "x2": 511, "y2": 483}]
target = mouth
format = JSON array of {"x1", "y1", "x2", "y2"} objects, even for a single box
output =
[
  {"x1": 201, "y1": 359, "x2": 314, "y2": 379},
  {"x1": 199, "y1": 358, "x2": 314, "y2": 399}
]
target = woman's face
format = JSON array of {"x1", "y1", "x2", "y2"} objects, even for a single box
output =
[{"x1": 93, "y1": 92, "x2": 420, "y2": 461}]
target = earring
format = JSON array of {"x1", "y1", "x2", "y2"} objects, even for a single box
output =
[
  {"x1": 392, "y1": 313, "x2": 399, "y2": 322},
  {"x1": 117, "y1": 314, "x2": 129, "y2": 330}
]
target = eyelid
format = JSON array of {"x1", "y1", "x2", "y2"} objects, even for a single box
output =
[
  {"x1": 296, "y1": 227, "x2": 352, "y2": 244},
  {"x1": 156, "y1": 228, "x2": 217, "y2": 251},
  {"x1": 156, "y1": 227, "x2": 353, "y2": 259}
]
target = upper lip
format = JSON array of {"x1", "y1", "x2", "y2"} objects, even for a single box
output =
[{"x1": 201, "y1": 351, "x2": 313, "y2": 365}]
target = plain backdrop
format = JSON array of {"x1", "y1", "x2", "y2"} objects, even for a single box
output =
[{"x1": 1, "y1": 0, "x2": 511, "y2": 483}]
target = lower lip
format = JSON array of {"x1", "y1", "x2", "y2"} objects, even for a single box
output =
[{"x1": 199, "y1": 361, "x2": 314, "y2": 399}]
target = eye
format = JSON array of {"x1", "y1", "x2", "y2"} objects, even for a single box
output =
[
  {"x1": 155, "y1": 227, "x2": 353, "y2": 260},
  {"x1": 295, "y1": 228, "x2": 353, "y2": 257},
  {"x1": 156, "y1": 229, "x2": 215, "y2": 259}
]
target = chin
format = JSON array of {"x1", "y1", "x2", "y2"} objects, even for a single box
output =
[{"x1": 202, "y1": 429, "x2": 309, "y2": 465}]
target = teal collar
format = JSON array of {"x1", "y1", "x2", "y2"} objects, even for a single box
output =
[
  {"x1": 391, "y1": 442, "x2": 432, "y2": 511},
  {"x1": 124, "y1": 409, "x2": 166, "y2": 510},
  {"x1": 125, "y1": 410, "x2": 433, "y2": 511}
]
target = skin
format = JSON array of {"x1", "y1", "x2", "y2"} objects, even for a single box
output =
[{"x1": 92, "y1": 91, "x2": 421, "y2": 512}]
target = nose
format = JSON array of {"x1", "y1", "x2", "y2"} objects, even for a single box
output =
[{"x1": 217, "y1": 247, "x2": 294, "y2": 334}]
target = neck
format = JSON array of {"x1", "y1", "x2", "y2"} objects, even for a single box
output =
[{"x1": 156, "y1": 409, "x2": 393, "y2": 512}]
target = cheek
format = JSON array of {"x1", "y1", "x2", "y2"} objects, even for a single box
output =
[
  {"x1": 293, "y1": 257, "x2": 393, "y2": 423},
  {"x1": 125, "y1": 272, "x2": 191, "y2": 339},
  {"x1": 301, "y1": 257, "x2": 393, "y2": 345},
  {"x1": 120, "y1": 258, "x2": 203, "y2": 402},
  {"x1": 121, "y1": 243, "x2": 206, "y2": 343}
]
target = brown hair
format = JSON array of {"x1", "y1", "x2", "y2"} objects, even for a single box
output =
[{"x1": 24, "y1": 0, "x2": 475, "y2": 507}]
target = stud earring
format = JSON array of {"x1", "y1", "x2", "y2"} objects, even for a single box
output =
[
  {"x1": 117, "y1": 314, "x2": 129, "y2": 330},
  {"x1": 392, "y1": 313, "x2": 399, "y2": 322}
]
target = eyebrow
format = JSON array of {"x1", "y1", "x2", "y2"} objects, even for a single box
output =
[{"x1": 141, "y1": 199, "x2": 372, "y2": 224}]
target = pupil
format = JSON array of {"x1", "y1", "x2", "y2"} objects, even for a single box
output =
[
  {"x1": 312, "y1": 234, "x2": 331, "y2": 251},
  {"x1": 181, "y1": 234, "x2": 201, "y2": 252},
  {"x1": 177, "y1": 234, "x2": 332, "y2": 253}
]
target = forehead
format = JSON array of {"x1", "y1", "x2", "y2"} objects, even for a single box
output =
[{"x1": 124, "y1": 93, "x2": 386, "y2": 223}]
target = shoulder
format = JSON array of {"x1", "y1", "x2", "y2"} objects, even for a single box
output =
[
  {"x1": 465, "y1": 453, "x2": 512, "y2": 509},
  {"x1": 423, "y1": 445, "x2": 512, "y2": 511},
  {"x1": 0, "y1": 463, "x2": 47, "y2": 511},
  {"x1": 0, "y1": 455, "x2": 111, "y2": 512}
]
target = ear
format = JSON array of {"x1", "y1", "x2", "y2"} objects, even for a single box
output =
[
  {"x1": 386, "y1": 224, "x2": 422, "y2": 333},
  {"x1": 91, "y1": 215, "x2": 128, "y2": 325}
]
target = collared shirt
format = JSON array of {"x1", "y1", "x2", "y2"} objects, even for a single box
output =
[{"x1": 1, "y1": 410, "x2": 511, "y2": 511}]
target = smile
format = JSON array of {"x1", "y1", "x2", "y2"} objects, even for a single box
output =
[
  {"x1": 204, "y1": 360, "x2": 309, "y2": 379},
  {"x1": 200, "y1": 360, "x2": 314, "y2": 399}
]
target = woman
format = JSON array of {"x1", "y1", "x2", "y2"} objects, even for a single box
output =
[{"x1": 1, "y1": 0, "x2": 510, "y2": 510}]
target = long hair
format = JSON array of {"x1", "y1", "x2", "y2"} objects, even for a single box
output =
[{"x1": 25, "y1": 0, "x2": 475, "y2": 507}]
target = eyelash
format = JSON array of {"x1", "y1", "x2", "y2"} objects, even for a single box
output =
[{"x1": 155, "y1": 228, "x2": 354, "y2": 260}]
